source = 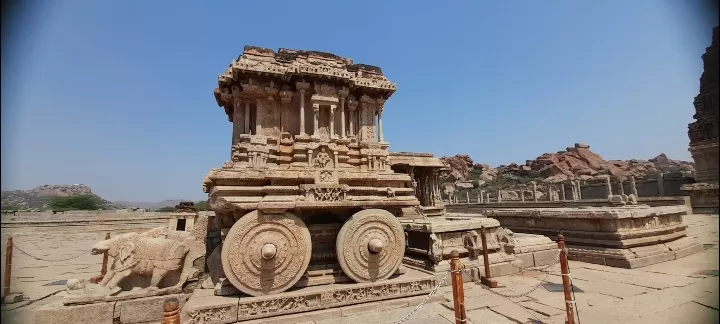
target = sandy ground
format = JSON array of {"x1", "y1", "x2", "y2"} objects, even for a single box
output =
[{"x1": 1, "y1": 214, "x2": 717, "y2": 324}]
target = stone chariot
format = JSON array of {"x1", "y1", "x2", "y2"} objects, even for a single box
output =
[{"x1": 204, "y1": 46, "x2": 421, "y2": 297}]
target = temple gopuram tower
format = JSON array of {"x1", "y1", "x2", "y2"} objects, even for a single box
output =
[{"x1": 683, "y1": 26, "x2": 720, "y2": 213}]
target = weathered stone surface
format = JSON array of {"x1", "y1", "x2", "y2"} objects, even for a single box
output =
[
  {"x1": 63, "y1": 226, "x2": 205, "y2": 305},
  {"x1": 34, "y1": 299, "x2": 115, "y2": 324},
  {"x1": 484, "y1": 205, "x2": 703, "y2": 268},
  {"x1": 206, "y1": 47, "x2": 439, "y2": 299},
  {"x1": 116, "y1": 293, "x2": 190, "y2": 324},
  {"x1": 182, "y1": 268, "x2": 436, "y2": 323},
  {"x1": 2, "y1": 293, "x2": 23, "y2": 305}
]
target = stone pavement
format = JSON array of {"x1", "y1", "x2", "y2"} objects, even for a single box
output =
[
  {"x1": 0, "y1": 222, "x2": 163, "y2": 324},
  {"x1": 1, "y1": 214, "x2": 717, "y2": 324},
  {"x1": 314, "y1": 213, "x2": 719, "y2": 324}
]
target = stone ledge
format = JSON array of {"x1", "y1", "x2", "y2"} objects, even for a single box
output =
[
  {"x1": 566, "y1": 240, "x2": 704, "y2": 269},
  {"x1": 235, "y1": 293, "x2": 445, "y2": 324},
  {"x1": 182, "y1": 268, "x2": 436, "y2": 323}
]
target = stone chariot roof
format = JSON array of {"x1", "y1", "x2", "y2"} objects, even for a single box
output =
[{"x1": 214, "y1": 46, "x2": 397, "y2": 109}]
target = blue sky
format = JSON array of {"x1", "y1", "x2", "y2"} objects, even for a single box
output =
[{"x1": 1, "y1": 1, "x2": 717, "y2": 202}]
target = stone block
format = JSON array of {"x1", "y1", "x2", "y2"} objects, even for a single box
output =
[
  {"x1": 34, "y1": 300, "x2": 115, "y2": 324},
  {"x1": 181, "y1": 289, "x2": 238, "y2": 324},
  {"x1": 240, "y1": 308, "x2": 342, "y2": 324},
  {"x1": 117, "y1": 293, "x2": 189, "y2": 324},
  {"x1": 533, "y1": 248, "x2": 560, "y2": 266},
  {"x1": 340, "y1": 298, "x2": 409, "y2": 316},
  {"x1": 514, "y1": 252, "x2": 535, "y2": 267},
  {"x1": 570, "y1": 254, "x2": 606, "y2": 266},
  {"x1": 406, "y1": 292, "x2": 446, "y2": 306},
  {"x1": 605, "y1": 252, "x2": 675, "y2": 268},
  {"x1": 2, "y1": 293, "x2": 23, "y2": 304},
  {"x1": 672, "y1": 243, "x2": 703, "y2": 260},
  {"x1": 489, "y1": 261, "x2": 520, "y2": 277}
]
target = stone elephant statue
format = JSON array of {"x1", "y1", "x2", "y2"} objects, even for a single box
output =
[{"x1": 91, "y1": 230, "x2": 190, "y2": 295}]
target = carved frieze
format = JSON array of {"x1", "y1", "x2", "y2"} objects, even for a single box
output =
[
  {"x1": 310, "y1": 187, "x2": 346, "y2": 202},
  {"x1": 314, "y1": 83, "x2": 337, "y2": 97},
  {"x1": 186, "y1": 306, "x2": 234, "y2": 324},
  {"x1": 235, "y1": 278, "x2": 433, "y2": 321},
  {"x1": 347, "y1": 95, "x2": 358, "y2": 112}
]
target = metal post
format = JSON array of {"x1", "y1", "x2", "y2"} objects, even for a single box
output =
[
  {"x1": 479, "y1": 227, "x2": 498, "y2": 288},
  {"x1": 557, "y1": 234, "x2": 576, "y2": 324},
  {"x1": 2, "y1": 237, "x2": 13, "y2": 301},
  {"x1": 450, "y1": 250, "x2": 467, "y2": 324},
  {"x1": 163, "y1": 297, "x2": 181, "y2": 324}
]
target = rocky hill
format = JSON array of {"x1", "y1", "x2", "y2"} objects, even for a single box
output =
[
  {"x1": 440, "y1": 143, "x2": 695, "y2": 191},
  {"x1": 0, "y1": 184, "x2": 114, "y2": 210}
]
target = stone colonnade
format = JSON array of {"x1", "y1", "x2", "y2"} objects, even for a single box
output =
[
  {"x1": 410, "y1": 167, "x2": 440, "y2": 207},
  {"x1": 447, "y1": 175, "x2": 646, "y2": 204},
  {"x1": 232, "y1": 81, "x2": 388, "y2": 142}
]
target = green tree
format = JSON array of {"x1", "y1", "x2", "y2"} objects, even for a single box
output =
[
  {"x1": 156, "y1": 206, "x2": 175, "y2": 212},
  {"x1": 1, "y1": 204, "x2": 19, "y2": 211},
  {"x1": 50, "y1": 195, "x2": 109, "y2": 211},
  {"x1": 195, "y1": 200, "x2": 208, "y2": 211}
]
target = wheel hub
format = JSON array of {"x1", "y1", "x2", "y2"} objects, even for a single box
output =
[
  {"x1": 368, "y1": 238, "x2": 385, "y2": 253},
  {"x1": 261, "y1": 243, "x2": 277, "y2": 259}
]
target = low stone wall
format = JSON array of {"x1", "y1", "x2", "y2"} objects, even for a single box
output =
[
  {"x1": 0, "y1": 212, "x2": 213, "y2": 228},
  {"x1": 446, "y1": 196, "x2": 692, "y2": 214}
]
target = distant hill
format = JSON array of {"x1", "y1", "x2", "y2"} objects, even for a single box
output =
[
  {"x1": 1, "y1": 184, "x2": 115, "y2": 210},
  {"x1": 112, "y1": 199, "x2": 188, "y2": 210}
]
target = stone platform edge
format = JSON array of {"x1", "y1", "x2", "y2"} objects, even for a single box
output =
[
  {"x1": 33, "y1": 292, "x2": 192, "y2": 324},
  {"x1": 567, "y1": 238, "x2": 704, "y2": 268},
  {"x1": 181, "y1": 267, "x2": 439, "y2": 323},
  {"x1": 224, "y1": 293, "x2": 446, "y2": 324}
]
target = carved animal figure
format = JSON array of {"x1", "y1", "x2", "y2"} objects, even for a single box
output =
[
  {"x1": 91, "y1": 230, "x2": 190, "y2": 295},
  {"x1": 463, "y1": 230, "x2": 481, "y2": 258}
]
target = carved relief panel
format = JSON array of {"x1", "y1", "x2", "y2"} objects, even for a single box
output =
[
  {"x1": 232, "y1": 99, "x2": 245, "y2": 145},
  {"x1": 312, "y1": 147, "x2": 335, "y2": 169},
  {"x1": 259, "y1": 99, "x2": 281, "y2": 138},
  {"x1": 359, "y1": 99, "x2": 376, "y2": 142}
]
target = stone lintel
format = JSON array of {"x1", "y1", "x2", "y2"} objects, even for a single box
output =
[
  {"x1": 310, "y1": 95, "x2": 340, "y2": 104},
  {"x1": 399, "y1": 217, "x2": 500, "y2": 233}
]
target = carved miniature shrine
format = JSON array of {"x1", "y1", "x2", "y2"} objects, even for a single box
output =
[{"x1": 389, "y1": 152, "x2": 559, "y2": 282}]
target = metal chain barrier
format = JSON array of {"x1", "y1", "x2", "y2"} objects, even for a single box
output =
[
  {"x1": 395, "y1": 248, "x2": 564, "y2": 323},
  {"x1": 12, "y1": 242, "x2": 91, "y2": 262},
  {"x1": 468, "y1": 249, "x2": 562, "y2": 299},
  {"x1": 394, "y1": 269, "x2": 457, "y2": 324}
]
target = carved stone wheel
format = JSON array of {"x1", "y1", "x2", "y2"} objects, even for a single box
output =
[
  {"x1": 221, "y1": 210, "x2": 311, "y2": 297},
  {"x1": 336, "y1": 209, "x2": 406, "y2": 283}
]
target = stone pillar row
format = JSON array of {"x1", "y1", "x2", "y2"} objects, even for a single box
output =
[{"x1": 232, "y1": 83, "x2": 387, "y2": 142}]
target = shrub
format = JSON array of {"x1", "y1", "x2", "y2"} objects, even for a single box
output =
[{"x1": 50, "y1": 195, "x2": 110, "y2": 211}]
